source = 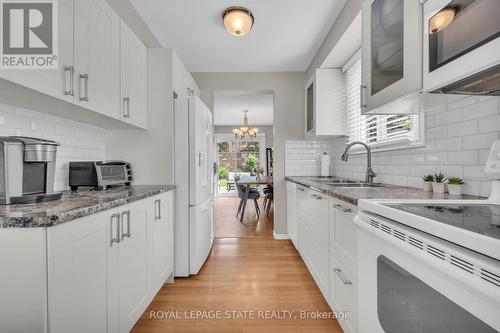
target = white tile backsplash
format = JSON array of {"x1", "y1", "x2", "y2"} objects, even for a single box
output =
[
  {"x1": 0, "y1": 102, "x2": 106, "y2": 191},
  {"x1": 285, "y1": 140, "x2": 332, "y2": 176},
  {"x1": 328, "y1": 96, "x2": 500, "y2": 197},
  {"x1": 286, "y1": 96, "x2": 500, "y2": 197}
]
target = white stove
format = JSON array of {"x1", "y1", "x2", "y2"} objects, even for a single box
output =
[{"x1": 355, "y1": 141, "x2": 500, "y2": 333}]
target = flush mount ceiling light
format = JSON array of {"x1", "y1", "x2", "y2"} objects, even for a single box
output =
[
  {"x1": 429, "y1": 6, "x2": 458, "y2": 34},
  {"x1": 232, "y1": 110, "x2": 259, "y2": 139},
  {"x1": 222, "y1": 6, "x2": 254, "y2": 37}
]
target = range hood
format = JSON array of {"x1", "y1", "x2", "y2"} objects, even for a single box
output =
[{"x1": 431, "y1": 64, "x2": 500, "y2": 96}]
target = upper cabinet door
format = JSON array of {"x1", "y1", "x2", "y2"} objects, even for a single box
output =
[
  {"x1": 120, "y1": 21, "x2": 147, "y2": 129},
  {"x1": 74, "y1": 0, "x2": 120, "y2": 119},
  {"x1": 361, "y1": 0, "x2": 423, "y2": 113},
  {"x1": 9, "y1": 0, "x2": 74, "y2": 102}
]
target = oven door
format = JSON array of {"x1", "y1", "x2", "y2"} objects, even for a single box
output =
[
  {"x1": 423, "y1": 0, "x2": 500, "y2": 92},
  {"x1": 355, "y1": 213, "x2": 500, "y2": 333}
]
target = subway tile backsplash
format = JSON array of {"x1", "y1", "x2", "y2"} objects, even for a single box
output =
[
  {"x1": 329, "y1": 96, "x2": 499, "y2": 197},
  {"x1": 0, "y1": 102, "x2": 106, "y2": 191},
  {"x1": 285, "y1": 140, "x2": 332, "y2": 176},
  {"x1": 286, "y1": 96, "x2": 500, "y2": 197}
]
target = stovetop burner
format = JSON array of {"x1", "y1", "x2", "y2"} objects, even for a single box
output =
[{"x1": 385, "y1": 204, "x2": 500, "y2": 240}]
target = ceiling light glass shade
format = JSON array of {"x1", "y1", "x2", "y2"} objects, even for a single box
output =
[
  {"x1": 232, "y1": 110, "x2": 259, "y2": 139},
  {"x1": 222, "y1": 7, "x2": 254, "y2": 37},
  {"x1": 429, "y1": 8, "x2": 456, "y2": 34}
]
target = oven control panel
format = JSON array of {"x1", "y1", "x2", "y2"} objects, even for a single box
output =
[{"x1": 485, "y1": 140, "x2": 500, "y2": 180}]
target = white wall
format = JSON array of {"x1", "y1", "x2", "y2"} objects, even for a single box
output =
[
  {"x1": 285, "y1": 140, "x2": 331, "y2": 176},
  {"x1": 192, "y1": 72, "x2": 306, "y2": 235},
  {"x1": 0, "y1": 102, "x2": 106, "y2": 191},
  {"x1": 329, "y1": 96, "x2": 500, "y2": 197}
]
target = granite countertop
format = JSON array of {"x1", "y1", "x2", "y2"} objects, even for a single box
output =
[
  {"x1": 285, "y1": 176, "x2": 481, "y2": 206},
  {"x1": 0, "y1": 185, "x2": 175, "y2": 228}
]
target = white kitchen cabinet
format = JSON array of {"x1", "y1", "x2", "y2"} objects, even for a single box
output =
[
  {"x1": 305, "y1": 69, "x2": 346, "y2": 137},
  {"x1": 173, "y1": 52, "x2": 200, "y2": 98},
  {"x1": 0, "y1": 228, "x2": 47, "y2": 333},
  {"x1": 47, "y1": 209, "x2": 115, "y2": 333},
  {"x1": 286, "y1": 181, "x2": 297, "y2": 247},
  {"x1": 297, "y1": 187, "x2": 330, "y2": 302},
  {"x1": 9, "y1": 0, "x2": 74, "y2": 103},
  {"x1": 331, "y1": 258, "x2": 359, "y2": 333},
  {"x1": 150, "y1": 192, "x2": 174, "y2": 297},
  {"x1": 74, "y1": 0, "x2": 120, "y2": 119},
  {"x1": 361, "y1": 0, "x2": 423, "y2": 114},
  {"x1": 120, "y1": 20, "x2": 147, "y2": 128},
  {"x1": 44, "y1": 192, "x2": 174, "y2": 333},
  {"x1": 116, "y1": 200, "x2": 150, "y2": 333}
]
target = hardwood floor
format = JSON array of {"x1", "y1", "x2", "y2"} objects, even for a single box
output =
[
  {"x1": 132, "y1": 238, "x2": 343, "y2": 332},
  {"x1": 214, "y1": 197, "x2": 274, "y2": 238}
]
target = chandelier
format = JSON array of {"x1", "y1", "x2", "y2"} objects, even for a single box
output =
[{"x1": 232, "y1": 110, "x2": 259, "y2": 139}]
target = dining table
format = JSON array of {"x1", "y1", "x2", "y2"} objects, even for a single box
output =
[{"x1": 236, "y1": 176, "x2": 273, "y2": 222}]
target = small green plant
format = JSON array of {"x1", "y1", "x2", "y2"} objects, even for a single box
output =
[
  {"x1": 448, "y1": 177, "x2": 464, "y2": 185},
  {"x1": 218, "y1": 166, "x2": 229, "y2": 179},
  {"x1": 422, "y1": 174, "x2": 434, "y2": 182},
  {"x1": 434, "y1": 172, "x2": 448, "y2": 183}
]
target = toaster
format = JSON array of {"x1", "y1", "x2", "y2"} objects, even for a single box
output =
[{"x1": 69, "y1": 161, "x2": 132, "y2": 191}]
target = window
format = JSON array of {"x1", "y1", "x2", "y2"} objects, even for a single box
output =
[{"x1": 344, "y1": 50, "x2": 424, "y2": 151}]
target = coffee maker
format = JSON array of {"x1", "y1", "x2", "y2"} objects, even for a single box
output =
[{"x1": 0, "y1": 137, "x2": 62, "y2": 204}]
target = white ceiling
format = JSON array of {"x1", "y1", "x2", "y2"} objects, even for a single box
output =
[
  {"x1": 129, "y1": 0, "x2": 347, "y2": 72},
  {"x1": 214, "y1": 91, "x2": 273, "y2": 126}
]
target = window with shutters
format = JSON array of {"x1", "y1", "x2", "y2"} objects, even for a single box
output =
[{"x1": 343, "y1": 50, "x2": 424, "y2": 151}]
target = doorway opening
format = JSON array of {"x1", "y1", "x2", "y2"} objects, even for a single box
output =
[{"x1": 212, "y1": 90, "x2": 274, "y2": 238}]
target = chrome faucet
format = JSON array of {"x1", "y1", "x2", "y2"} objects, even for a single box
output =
[{"x1": 341, "y1": 141, "x2": 377, "y2": 183}]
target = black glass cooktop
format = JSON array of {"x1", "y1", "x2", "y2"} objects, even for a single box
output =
[{"x1": 385, "y1": 204, "x2": 500, "y2": 240}]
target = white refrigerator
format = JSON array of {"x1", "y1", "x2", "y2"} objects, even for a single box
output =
[{"x1": 174, "y1": 96, "x2": 215, "y2": 276}]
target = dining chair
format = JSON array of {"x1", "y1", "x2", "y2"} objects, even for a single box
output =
[{"x1": 236, "y1": 184, "x2": 261, "y2": 219}]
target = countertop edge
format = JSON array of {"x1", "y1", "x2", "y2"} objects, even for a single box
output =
[
  {"x1": 0, "y1": 185, "x2": 176, "y2": 229},
  {"x1": 285, "y1": 177, "x2": 359, "y2": 205}
]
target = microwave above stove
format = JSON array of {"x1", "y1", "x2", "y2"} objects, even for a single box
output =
[
  {"x1": 423, "y1": 0, "x2": 500, "y2": 95},
  {"x1": 69, "y1": 161, "x2": 132, "y2": 191}
]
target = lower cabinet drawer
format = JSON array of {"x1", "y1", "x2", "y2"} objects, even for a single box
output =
[{"x1": 331, "y1": 257, "x2": 358, "y2": 333}]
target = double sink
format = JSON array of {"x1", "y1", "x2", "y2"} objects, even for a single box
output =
[{"x1": 310, "y1": 178, "x2": 389, "y2": 188}]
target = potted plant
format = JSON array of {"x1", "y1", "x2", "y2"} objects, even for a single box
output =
[
  {"x1": 432, "y1": 172, "x2": 448, "y2": 194},
  {"x1": 447, "y1": 177, "x2": 464, "y2": 196},
  {"x1": 255, "y1": 166, "x2": 265, "y2": 180},
  {"x1": 422, "y1": 174, "x2": 434, "y2": 192}
]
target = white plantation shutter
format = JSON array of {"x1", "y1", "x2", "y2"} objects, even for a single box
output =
[{"x1": 343, "y1": 50, "x2": 422, "y2": 148}]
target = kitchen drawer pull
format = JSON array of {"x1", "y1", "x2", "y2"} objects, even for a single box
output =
[
  {"x1": 110, "y1": 213, "x2": 121, "y2": 246},
  {"x1": 123, "y1": 97, "x2": 130, "y2": 118},
  {"x1": 334, "y1": 268, "x2": 352, "y2": 285},
  {"x1": 297, "y1": 187, "x2": 305, "y2": 192},
  {"x1": 310, "y1": 194, "x2": 322, "y2": 200},
  {"x1": 155, "y1": 199, "x2": 161, "y2": 221},
  {"x1": 79, "y1": 73, "x2": 89, "y2": 101},
  {"x1": 121, "y1": 210, "x2": 131, "y2": 239},
  {"x1": 360, "y1": 84, "x2": 367, "y2": 108},
  {"x1": 64, "y1": 65, "x2": 74, "y2": 96},
  {"x1": 333, "y1": 204, "x2": 352, "y2": 213}
]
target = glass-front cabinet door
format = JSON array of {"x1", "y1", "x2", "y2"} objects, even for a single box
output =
[{"x1": 361, "y1": 0, "x2": 423, "y2": 113}]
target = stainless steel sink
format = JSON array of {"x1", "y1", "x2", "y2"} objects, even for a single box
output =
[
  {"x1": 325, "y1": 179, "x2": 359, "y2": 184},
  {"x1": 326, "y1": 183, "x2": 388, "y2": 188}
]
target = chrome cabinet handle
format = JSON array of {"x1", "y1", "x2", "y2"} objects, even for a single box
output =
[
  {"x1": 360, "y1": 84, "x2": 367, "y2": 108},
  {"x1": 64, "y1": 65, "x2": 74, "y2": 96},
  {"x1": 123, "y1": 97, "x2": 130, "y2": 118},
  {"x1": 121, "y1": 210, "x2": 131, "y2": 239},
  {"x1": 311, "y1": 194, "x2": 322, "y2": 200},
  {"x1": 154, "y1": 199, "x2": 161, "y2": 221},
  {"x1": 110, "y1": 213, "x2": 121, "y2": 246},
  {"x1": 297, "y1": 187, "x2": 305, "y2": 192},
  {"x1": 79, "y1": 73, "x2": 89, "y2": 101},
  {"x1": 333, "y1": 204, "x2": 352, "y2": 213},
  {"x1": 334, "y1": 268, "x2": 352, "y2": 285}
]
